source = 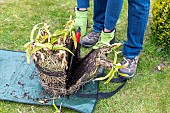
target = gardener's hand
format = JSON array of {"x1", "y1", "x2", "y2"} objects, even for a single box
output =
[
  {"x1": 74, "y1": 8, "x2": 88, "y2": 37},
  {"x1": 93, "y1": 29, "x2": 116, "y2": 49}
]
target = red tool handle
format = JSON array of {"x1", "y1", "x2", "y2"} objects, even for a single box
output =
[{"x1": 76, "y1": 27, "x2": 81, "y2": 43}]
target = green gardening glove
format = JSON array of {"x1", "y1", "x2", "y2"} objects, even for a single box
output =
[
  {"x1": 93, "y1": 29, "x2": 115, "y2": 49},
  {"x1": 74, "y1": 9, "x2": 88, "y2": 37}
]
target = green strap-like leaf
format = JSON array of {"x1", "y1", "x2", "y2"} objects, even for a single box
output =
[
  {"x1": 23, "y1": 42, "x2": 32, "y2": 48},
  {"x1": 24, "y1": 42, "x2": 32, "y2": 64},
  {"x1": 118, "y1": 72, "x2": 128, "y2": 77},
  {"x1": 52, "y1": 99, "x2": 60, "y2": 113},
  {"x1": 32, "y1": 43, "x2": 74, "y2": 55},
  {"x1": 113, "y1": 50, "x2": 117, "y2": 64},
  {"x1": 52, "y1": 45, "x2": 74, "y2": 55},
  {"x1": 53, "y1": 30, "x2": 68, "y2": 43},
  {"x1": 42, "y1": 23, "x2": 49, "y2": 29},
  {"x1": 95, "y1": 68, "x2": 114, "y2": 81},
  {"x1": 50, "y1": 37, "x2": 58, "y2": 44},
  {"x1": 104, "y1": 69, "x2": 115, "y2": 84},
  {"x1": 114, "y1": 57, "x2": 129, "y2": 69},
  {"x1": 30, "y1": 23, "x2": 43, "y2": 42},
  {"x1": 31, "y1": 46, "x2": 44, "y2": 53},
  {"x1": 63, "y1": 32, "x2": 68, "y2": 41},
  {"x1": 53, "y1": 30, "x2": 67, "y2": 37},
  {"x1": 71, "y1": 31, "x2": 77, "y2": 49},
  {"x1": 41, "y1": 35, "x2": 49, "y2": 43},
  {"x1": 35, "y1": 33, "x2": 41, "y2": 43},
  {"x1": 68, "y1": 20, "x2": 74, "y2": 33},
  {"x1": 30, "y1": 24, "x2": 39, "y2": 42},
  {"x1": 114, "y1": 64, "x2": 128, "y2": 69},
  {"x1": 25, "y1": 44, "x2": 31, "y2": 64},
  {"x1": 34, "y1": 43, "x2": 53, "y2": 49}
]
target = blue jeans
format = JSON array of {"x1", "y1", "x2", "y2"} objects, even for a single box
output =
[{"x1": 77, "y1": 0, "x2": 150, "y2": 58}]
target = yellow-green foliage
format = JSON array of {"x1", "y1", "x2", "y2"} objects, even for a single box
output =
[{"x1": 151, "y1": 0, "x2": 170, "y2": 50}]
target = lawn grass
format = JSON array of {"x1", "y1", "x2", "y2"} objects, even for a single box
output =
[{"x1": 0, "y1": 0, "x2": 170, "y2": 113}]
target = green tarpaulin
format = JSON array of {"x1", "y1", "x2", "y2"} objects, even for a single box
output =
[{"x1": 0, "y1": 49, "x2": 101, "y2": 113}]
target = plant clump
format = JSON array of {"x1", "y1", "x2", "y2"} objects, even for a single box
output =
[
  {"x1": 24, "y1": 19, "x2": 76, "y2": 72},
  {"x1": 151, "y1": 0, "x2": 170, "y2": 51},
  {"x1": 23, "y1": 17, "x2": 124, "y2": 97},
  {"x1": 23, "y1": 18, "x2": 77, "y2": 97}
]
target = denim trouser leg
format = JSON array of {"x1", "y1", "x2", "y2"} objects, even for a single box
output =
[
  {"x1": 122, "y1": 0, "x2": 150, "y2": 58},
  {"x1": 93, "y1": 0, "x2": 123, "y2": 32},
  {"x1": 93, "y1": 0, "x2": 107, "y2": 32},
  {"x1": 104, "y1": 0, "x2": 123, "y2": 31},
  {"x1": 77, "y1": 0, "x2": 90, "y2": 8}
]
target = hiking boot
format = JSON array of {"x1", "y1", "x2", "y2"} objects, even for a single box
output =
[
  {"x1": 81, "y1": 31, "x2": 101, "y2": 47},
  {"x1": 93, "y1": 29, "x2": 115, "y2": 49},
  {"x1": 119, "y1": 56, "x2": 139, "y2": 79}
]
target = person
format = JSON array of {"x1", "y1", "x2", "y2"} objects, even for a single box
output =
[{"x1": 74, "y1": 0, "x2": 150, "y2": 79}]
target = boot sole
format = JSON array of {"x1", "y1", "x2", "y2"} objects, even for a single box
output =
[{"x1": 80, "y1": 42, "x2": 96, "y2": 48}]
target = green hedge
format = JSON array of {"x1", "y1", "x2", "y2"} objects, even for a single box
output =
[{"x1": 151, "y1": 0, "x2": 170, "y2": 50}]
